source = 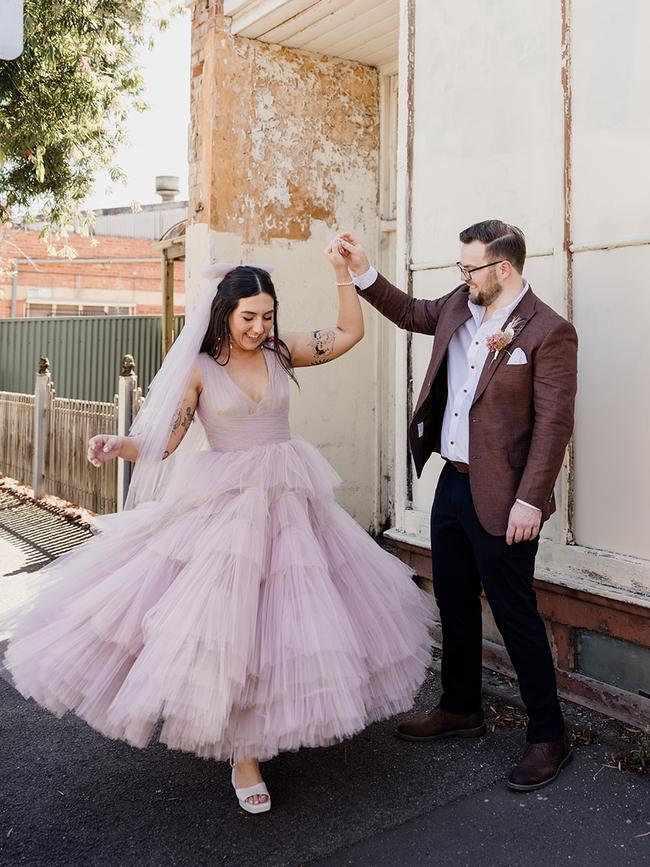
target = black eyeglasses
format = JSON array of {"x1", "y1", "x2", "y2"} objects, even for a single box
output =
[{"x1": 456, "y1": 260, "x2": 505, "y2": 282}]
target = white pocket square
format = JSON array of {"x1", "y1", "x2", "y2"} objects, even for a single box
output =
[{"x1": 507, "y1": 347, "x2": 527, "y2": 365}]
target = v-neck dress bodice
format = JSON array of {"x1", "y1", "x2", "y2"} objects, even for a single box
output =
[{"x1": 195, "y1": 348, "x2": 291, "y2": 451}]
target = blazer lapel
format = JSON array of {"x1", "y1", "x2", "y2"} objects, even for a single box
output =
[
  {"x1": 438, "y1": 287, "x2": 474, "y2": 343},
  {"x1": 471, "y1": 287, "x2": 538, "y2": 408},
  {"x1": 415, "y1": 288, "x2": 472, "y2": 413}
]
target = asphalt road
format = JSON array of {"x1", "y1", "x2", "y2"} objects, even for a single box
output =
[
  {"x1": 1, "y1": 669, "x2": 648, "y2": 867},
  {"x1": 1, "y1": 487, "x2": 648, "y2": 866}
]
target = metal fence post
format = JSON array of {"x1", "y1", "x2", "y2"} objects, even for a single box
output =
[
  {"x1": 32, "y1": 357, "x2": 52, "y2": 499},
  {"x1": 116, "y1": 354, "x2": 138, "y2": 512}
]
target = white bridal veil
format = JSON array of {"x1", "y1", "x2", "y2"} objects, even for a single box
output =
[{"x1": 124, "y1": 262, "x2": 273, "y2": 509}]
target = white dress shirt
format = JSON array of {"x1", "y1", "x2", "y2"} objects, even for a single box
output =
[
  {"x1": 354, "y1": 267, "x2": 540, "y2": 512},
  {"x1": 440, "y1": 280, "x2": 529, "y2": 465}
]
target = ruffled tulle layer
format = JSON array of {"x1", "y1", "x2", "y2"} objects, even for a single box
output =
[{"x1": 4, "y1": 438, "x2": 433, "y2": 762}]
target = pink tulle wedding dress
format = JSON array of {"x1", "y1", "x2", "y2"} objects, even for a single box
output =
[{"x1": 4, "y1": 348, "x2": 432, "y2": 762}]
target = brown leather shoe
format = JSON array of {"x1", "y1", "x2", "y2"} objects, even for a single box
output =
[
  {"x1": 396, "y1": 707, "x2": 486, "y2": 742},
  {"x1": 507, "y1": 736, "x2": 574, "y2": 791}
]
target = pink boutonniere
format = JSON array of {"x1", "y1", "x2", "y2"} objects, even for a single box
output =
[{"x1": 485, "y1": 316, "x2": 523, "y2": 363}]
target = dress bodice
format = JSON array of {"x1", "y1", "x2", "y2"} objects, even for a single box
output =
[{"x1": 195, "y1": 348, "x2": 291, "y2": 451}]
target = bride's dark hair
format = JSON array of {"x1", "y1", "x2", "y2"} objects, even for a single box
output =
[{"x1": 199, "y1": 265, "x2": 297, "y2": 384}]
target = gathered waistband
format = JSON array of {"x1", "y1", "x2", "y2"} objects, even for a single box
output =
[{"x1": 205, "y1": 416, "x2": 291, "y2": 452}]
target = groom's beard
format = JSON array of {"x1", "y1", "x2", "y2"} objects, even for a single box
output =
[{"x1": 471, "y1": 272, "x2": 502, "y2": 307}]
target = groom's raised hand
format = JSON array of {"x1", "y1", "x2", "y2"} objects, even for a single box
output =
[{"x1": 338, "y1": 233, "x2": 371, "y2": 276}]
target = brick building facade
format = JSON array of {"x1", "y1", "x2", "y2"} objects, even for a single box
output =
[{"x1": 1, "y1": 203, "x2": 187, "y2": 318}]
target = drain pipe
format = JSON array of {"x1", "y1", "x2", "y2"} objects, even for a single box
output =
[{"x1": 10, "y1": 262, "x2": 18, "y2": 318}]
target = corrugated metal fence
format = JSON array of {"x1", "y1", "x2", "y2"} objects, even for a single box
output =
[{"x1": 0, "y1": 315, "x2": 185, "y2": 402}]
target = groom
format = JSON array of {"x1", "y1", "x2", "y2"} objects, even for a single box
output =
[{"x1": 339, "y1": 220, "x2": 578, "y2": 792}]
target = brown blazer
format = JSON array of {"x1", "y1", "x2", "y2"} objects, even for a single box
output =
[{"x1": 360, "y1": 273, "x2": 578, "y2": 536}]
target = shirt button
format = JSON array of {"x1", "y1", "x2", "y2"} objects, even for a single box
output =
[
  {"x1": 463, "y1": 389, "x2": 468, "y2": 393},
  {"x1": 450, "y1": 441, "x2": 454, "y2": 445},
  {"x1": 470, "y1": 365, "x2": 475, "y2": 369},
  {"x1": 454, "y1": 412, "x2": 458, "y2": 416}
]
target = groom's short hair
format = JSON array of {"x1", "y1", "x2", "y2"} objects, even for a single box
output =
[{"x1": 459, "y1": 220, "x2": 526, "y2": 273}]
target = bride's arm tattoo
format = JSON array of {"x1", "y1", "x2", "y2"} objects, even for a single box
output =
[
  {"x1": 171, "y1": 405, "x2": 195, "y2": 433},
  {"x1": 309, "y1": 329, "x2": 336, "y2": 365},
  {"x1": 162, "y1": 405, "x2": 195, "y2": 459}
]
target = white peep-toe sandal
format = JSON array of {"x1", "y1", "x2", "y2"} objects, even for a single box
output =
[{"x1": 231, "y1": 768, "x2": 271, "y2": 814}]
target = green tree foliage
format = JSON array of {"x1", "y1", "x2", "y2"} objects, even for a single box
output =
[{"x1": 0, "y1": 0, "x2": 181, "y2": 238}]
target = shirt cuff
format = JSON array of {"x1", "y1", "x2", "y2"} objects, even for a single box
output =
[
  {"x1": 352, "y1": 266, "x2": 378, "y2": 291},
  {"x1": 516, "y1": 498, "x2": 542, "y2": 512}
]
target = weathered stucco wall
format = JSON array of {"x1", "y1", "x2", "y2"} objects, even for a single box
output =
[
  {"x1": 569, "y1": 1, "x2": 650, "y2": 563},
  {"x1": 186, "y1": 1, "x2": 381, "y2": 527},
  {"x1": 189, "y1": 4, "x2": 378, "y2": 245},
  {"x1": 210, "y1": 44, "x2": 377, "y2": 244}
]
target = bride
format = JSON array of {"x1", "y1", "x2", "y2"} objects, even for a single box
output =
[{"x1": 4, "y1": 241, "x2": 432, "y2": 814}]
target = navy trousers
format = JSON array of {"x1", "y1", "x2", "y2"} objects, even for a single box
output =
[{"x1": 430, "y1": 462, "x2": 565, "y2": 743}]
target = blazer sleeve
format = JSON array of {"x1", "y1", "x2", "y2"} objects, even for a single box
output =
[
  {"x1": 358, "y1": 272, "x2": 457, "y2": 336},
  {"x1": 515, "y1": 320, "x2": 578, "y2": 509}
]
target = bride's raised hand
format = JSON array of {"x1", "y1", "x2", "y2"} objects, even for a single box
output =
[
  {"x1": 87, "y1": 434, "x2": 122, "y2": 468},
  {"x1": 324, "y1": 238, "x2": 349, "y2": 268},
  {"x1": 280, "y1": 238, "x2": 363, "y2": 369}
]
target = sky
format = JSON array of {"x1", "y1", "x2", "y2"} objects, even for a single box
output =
[{"x1": 84, "y1": 12, "x2": 191, "y2": 211}]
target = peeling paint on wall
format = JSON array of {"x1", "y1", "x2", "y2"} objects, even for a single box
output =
[{"x1": 191, "y1": 15, "x2": 379, "y2": 244}]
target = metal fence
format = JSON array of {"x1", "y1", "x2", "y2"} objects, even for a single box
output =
[{"x1": 0, "y1": 314, "x2": 185, "y2": 402}]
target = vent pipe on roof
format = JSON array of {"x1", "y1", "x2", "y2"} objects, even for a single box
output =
[{"x1": 155, "y1": 175, "x2": 180, "y2": 202}]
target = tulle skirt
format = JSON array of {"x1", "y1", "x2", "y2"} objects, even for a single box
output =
[{"x1": 3, "y1": 438, "x2": 433, "y2": 762}]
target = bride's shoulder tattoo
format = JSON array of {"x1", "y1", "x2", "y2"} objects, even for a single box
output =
[{"x1": 309, "y1": 329, "x2": 336, "y2": 364}]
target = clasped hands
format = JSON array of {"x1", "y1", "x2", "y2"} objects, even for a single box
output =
[{"x1": 324, "y1": 232, "x2": 371, "y2": 274}]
